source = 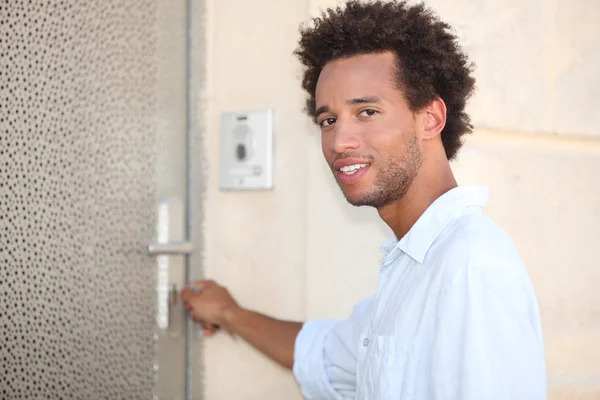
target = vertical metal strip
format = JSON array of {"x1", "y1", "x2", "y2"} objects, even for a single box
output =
[
  {"x1": 157, "y1": 203, "x2": 170, "y2": 331},
  {"x1": 185, "y1": 0, "x2": 196, "y2": 399}
]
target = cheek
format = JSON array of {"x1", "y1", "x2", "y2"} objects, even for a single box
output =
[
  {"x1": 321, "y1": 135, "x2": 334, "y2": 161},
  {"x1": 375, "y1": 126, "x2": 411, "y2": 155}
]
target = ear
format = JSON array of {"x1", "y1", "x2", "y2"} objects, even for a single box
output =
[{"x1": 421, "y1": 97, "x2": 447, "y2": 140}]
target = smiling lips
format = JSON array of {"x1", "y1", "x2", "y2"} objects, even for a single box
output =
[
  {"x1": 334, "y1": 162, "x2": 371, "y2": 185},
  {"x1": 339, "y1": 163, "x2": 369, "y2": 175}
]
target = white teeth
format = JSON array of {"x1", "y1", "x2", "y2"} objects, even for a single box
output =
[{"x1": 340, "y1": 164, "x2": 368, "y2": 174}]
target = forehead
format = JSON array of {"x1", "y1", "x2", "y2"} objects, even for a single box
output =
[{"x1": 315, "y1": 51, "x2": 399, "y2": 103}]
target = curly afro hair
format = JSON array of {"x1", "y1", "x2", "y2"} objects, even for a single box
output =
[{"x1": 294, "y1": 0, "x2": 476, "y2": 160}]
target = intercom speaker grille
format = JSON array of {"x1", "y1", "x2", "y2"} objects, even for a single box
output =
[{"x1": 0, "y1": 1, "x2": 160, "y2": 398}]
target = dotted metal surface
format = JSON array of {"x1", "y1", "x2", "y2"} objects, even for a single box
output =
[{"x1": 0, "y1": 1, "x2": 159, "y2": 398}]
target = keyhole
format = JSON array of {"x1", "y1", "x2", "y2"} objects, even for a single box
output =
[{"x1": 236, "y1": 144, "x2": 246, "y2": 161}]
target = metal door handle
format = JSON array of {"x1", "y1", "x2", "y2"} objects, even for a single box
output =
[
  {"x1": 149, "y1": 198, "x2": 189, "y2": 332},
  {"x1": 148, "y1": 241, "x2": 193, "y2": 255}
]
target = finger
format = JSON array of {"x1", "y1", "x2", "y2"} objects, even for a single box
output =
[
  {"x1": 189, "y1": 310, "x2": 205, "y2": 322},
  {"x1": 180, "y1": 280, "x2": 213, "y2": 300},
  {"x1": 201, "y1": 321, "x2": 219, "y2": 330},
  {"x1": 200, "y1": 320, "x2": 221, "y2": 332},
  {"x1": 205, "y1": 323, "x2": 221, "y2": 335},
  {"x1": 187, "y1": 280, "x2": 214, "y2": 293},
  {"x1": 203, "y1": 328, "x2": 216, "y2": 336},
  {"x1": 179, "y1": 287, "x2": 197, "y2": 302}
]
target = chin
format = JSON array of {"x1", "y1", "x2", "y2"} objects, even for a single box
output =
[
  {"x1": 346, "y1": 198, "x2": 374, "y2": 207},
  {"x1": 342, "y1": 189, "x2": 380, "y2": 208},
  {"x1": 341, "y1": 185, "x2": 395, "y2": 208},
  {"x1": 337, "y1": 174, "x2": 387, "y2": 207}
]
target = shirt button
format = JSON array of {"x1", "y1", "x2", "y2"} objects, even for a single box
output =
[{"x1": 362, "y1": 338, "x2": 369, "y2": 347}]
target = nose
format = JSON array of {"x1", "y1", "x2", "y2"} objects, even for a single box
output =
[{"x1": 328, "y1": 120, "x2": 361, "y2": 154}]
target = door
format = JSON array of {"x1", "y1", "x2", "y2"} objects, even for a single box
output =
[{"x1": 0, "y1": 1, "x2": 203, "y2": 399}]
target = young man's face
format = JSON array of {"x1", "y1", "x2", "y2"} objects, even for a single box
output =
[{"x1": 314, "y1": 51, "x2": 423, "y2": 208}]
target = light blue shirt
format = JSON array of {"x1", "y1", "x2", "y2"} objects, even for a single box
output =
[{"x1": 293, "y1": 186, "x2": 547, "y2": 399}]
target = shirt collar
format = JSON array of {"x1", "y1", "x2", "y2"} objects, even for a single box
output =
[{"x1": 379, "y1": 185, "x2": 489, "y2": 264}]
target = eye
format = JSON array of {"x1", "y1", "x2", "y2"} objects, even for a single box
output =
[
  {"x1": 319, "y1": 117, "x2": 336, "y2": 127},
  {"x1": 360, "y1": 109, "x2": 378, "y2": 117}
]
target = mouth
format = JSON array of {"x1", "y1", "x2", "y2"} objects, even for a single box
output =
[
  {"x1": 335, "y1": 163, "x2": 371, "y2": 185},
  {"x1": 338, "y1": 163, "x2": 369, "y2": 175}
]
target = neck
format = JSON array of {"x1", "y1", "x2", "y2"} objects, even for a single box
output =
[{"x1": 377, "y1": 159, "x2": 457, "y2": 240}]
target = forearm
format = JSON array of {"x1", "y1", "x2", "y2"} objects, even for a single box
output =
[{"x1": 222, "y1": 307, "x2": 303, "y2": 369}]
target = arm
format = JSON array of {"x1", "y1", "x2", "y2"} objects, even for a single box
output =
[
  {"x1": 223, "y1": 307, "x2": 303, "y2": 369},
  {"x1": 181, "y1": 279, "x2": 371, "y2": 400},
  {"x1": 180, "y1": 280, "x2": 302, "y2": 369}
]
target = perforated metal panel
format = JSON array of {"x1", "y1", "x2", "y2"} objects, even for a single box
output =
[{"x1": 0, "y1": 1, "x2": 172, "y2": 398}]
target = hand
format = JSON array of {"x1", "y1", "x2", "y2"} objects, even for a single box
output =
[{"x1": 180, "y1": 280, "x2": 240, "y2": 336}]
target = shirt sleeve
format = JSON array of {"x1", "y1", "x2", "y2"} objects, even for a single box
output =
[
  {"x1": 293, "y1": 297, "x2": 374, "y2": 400},
  {"x1": 293, "y1": 319, "x2": 345, "y2": 400},
  {"x1": 431, "y1": 262, "x2": 547, "y2": 399}
]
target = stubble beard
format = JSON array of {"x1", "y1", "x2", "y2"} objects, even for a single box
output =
[{"x1": 341, "y1": 133, "x2": 422, "y2": 209}]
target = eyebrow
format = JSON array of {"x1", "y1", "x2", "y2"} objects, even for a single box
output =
[{"x1": 314, "y1": 96, "x2": 382, "y2": 119}]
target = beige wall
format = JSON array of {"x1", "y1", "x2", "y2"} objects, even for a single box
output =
[
  {"x1": 201, "y1": 0, "x2": 600, "y2": 399},
  {"x1": 202, "y1": 0, "x2": 310, "y2": 398}
]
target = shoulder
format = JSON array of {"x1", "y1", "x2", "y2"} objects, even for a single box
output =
[
  {"x1": 427, "y1": 210, "x2": 542, "y2": 335},
  {"x1": 429, "y1": 209, "x2": 528, "y2": 284}
]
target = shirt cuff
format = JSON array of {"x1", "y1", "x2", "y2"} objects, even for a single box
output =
[{"x1": 293, "y1": 319, "x2": 344, "y2": 400}]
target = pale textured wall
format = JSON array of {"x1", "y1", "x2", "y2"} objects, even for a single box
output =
[
  {"x1": 202, "y1": 0, "x2": 600, "y2": 399},
  {"x1": 202, "y1": 0, "x2": 309, "y2": 398}
]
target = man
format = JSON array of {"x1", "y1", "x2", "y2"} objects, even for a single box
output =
[{"x1": 181, "y1": 1, "x2": 547, "y2": 398}]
